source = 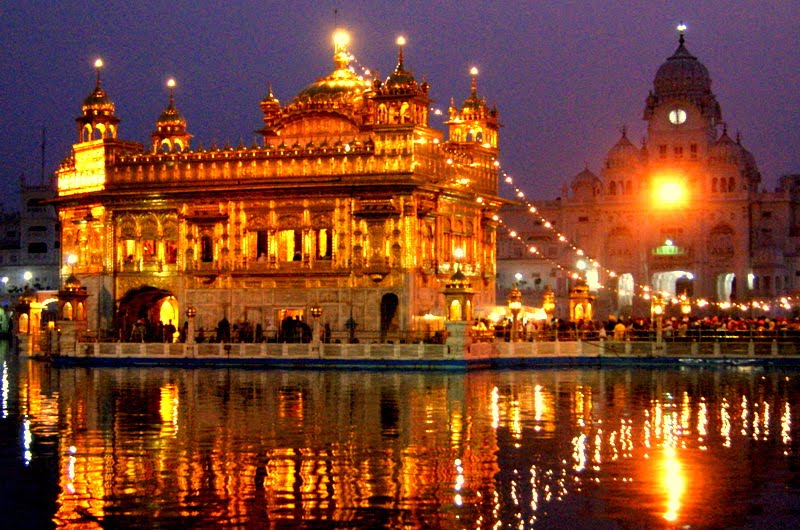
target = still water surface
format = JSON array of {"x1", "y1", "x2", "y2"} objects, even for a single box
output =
[{"x1": 2, "y1": 342, "x2": 800, "y2": 528}]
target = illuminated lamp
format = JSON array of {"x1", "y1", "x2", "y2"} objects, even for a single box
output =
[{"x1": 651, "y1": 176, "x2": 688, "y2": 208}]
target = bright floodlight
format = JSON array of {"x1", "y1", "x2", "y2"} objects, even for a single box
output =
[
  {"x1": 652, "y1": 177, "x2": 688, "y2": 208},
  {"x1": 515, "y1": 272, "x2": 523, "y2": 282},
  {"x1": 453, "y1": 247, "x2": 465, "y2": 260},
  {"x1": 470, "y1": 67, "x2": 479, "y2": 76},
  {"x1": 66, "y1": 254, "x2": 78, "y2": 265},
  {"x1": 1, "y1": 277, "x2": 8, "y2": 284},
  {"x1": 24, "y1": 271, "x2": 32, "y2": 281},
  {"x1": 333, "y1": 29, "x2": 350, "y2": 49},
  {"x1": 576, "y1": 259, "x2": 587, "y2": 270},
  {"x1": 94, "y1": 58, "x2": 103, "y2": 68},
  {"x1": 396, "y1": 36, "x2": 406, "y2": 46},
  {"x1": 167, "y1": 78, "x2": 176, "y2": 88},
  {"x1": 677, "y1": 23, "x2": 687, "y2": 32}
]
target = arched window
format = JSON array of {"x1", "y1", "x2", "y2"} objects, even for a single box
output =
[
  {"x1": 609, "y1": 182, "x2": 616, "y2": 195},
  {"x1": 728, "y1": 177, "x2": 735, "y2": 192},
  {"x1": 712, "y1": 178, "x2": 718, "y2": 192}
]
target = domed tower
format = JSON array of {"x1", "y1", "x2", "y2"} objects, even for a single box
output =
[
  {"x1": 258, "y1": 83, "x2": 281, "y2": 138},
  {"x1": 570, "y1": 167, "x2": 602, "y2": 201},
  {"x1": 446, "y1": 67, "x2": 500, "y2": 151},
  {"x1": 602, "y1": 127, "x2": 643, "y2": 198},
  {"x1": 370, "y1": 36, "x2": 431, "y2": 128},
  {"x1": 708, "y1": 127, "x2": 761, "y2": 193},
  {"x1": 76, "y1": 59, "x2": 120, "y2": 143},
  {"x1": 151, "y1": 79, "x2": 191, "y2": 153},
  {"x1": 643, "y1": 25, "x2": 721, "y2": 172}
]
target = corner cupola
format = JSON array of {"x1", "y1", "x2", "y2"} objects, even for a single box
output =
[
  {"x1": 76, "y1": 59, "x2": 120, "y2": 143},
  {"x1": 152, "y1": 78, "x2": 191, "y2": 153}
]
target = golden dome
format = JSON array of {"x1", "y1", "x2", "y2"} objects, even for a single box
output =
[{"x1": 292, "y1": 29, "x2": 371, "y2": 106}]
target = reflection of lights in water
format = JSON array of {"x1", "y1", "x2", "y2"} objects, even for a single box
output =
[
  {"x1": 781, "y1": 402, "x2": 792, "y2": 448},
  {"x1": 159, "y1": 384, "x2": 180, "y2": 435},
  {"x1": 753, "y1": 411, "x2": 761, "y2": 440},
  {"x1": 721, "y1": 399, "x2": 732, "y2": 448},
  {"x1": 534, "y1": 385, "x2": 544, "y2": 422},
  {"x1": 67, "y1": 445, "x2": 77, "y2": 494},
  {"x1": 1, "y1": 361, "x2": 7, "y2": 418},
  {"x1": 23, "y1": 418, "x2": 32, "y2": 466},
  {"x1": 698, "y1": 399, "x2": 708, "y2": 437},
  {"x1": 762, "y1": 402, "x2": 770, "y2": 440},
  {"x1": 511, "y1": 399, "x2": 522, "y2": 440},
  {"x1": 491, "y1": 387, "x2": 499, "y2": 429},
  {"x1": 662, "y1": 446, "x2": 685, "y2": 522},
  {"x1": 593, "y1": 430, "x2": 603, "y2": 464},
  {"x1": 741, "y1": 395, "x2": 749, "y2": 437},
  {"x1": 529, "y1": 464, "x2": 539, "y2": 518},
  {"x1": 572, "y1": 434, "x2": 587, "y2": 472},
  {"x1": 681, "y1": 392, "x2": 690, "y2": 432}
]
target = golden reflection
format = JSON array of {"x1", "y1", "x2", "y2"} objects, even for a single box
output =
[
  {"x1": 781, "y1": 402, "x2": 792, "y2": 448},
  {"x1": 491, "y1": 386, "x2": 499, "y2": 429},
  {"x1": 661, "y1": 446, "x2": 685, "y2": 522},
  {"x1": 159, "y1": 384, "x2": 180, "y2": 435},
  {"x1": 721, "y1": 399, "x2": 732, "y2": 447}
]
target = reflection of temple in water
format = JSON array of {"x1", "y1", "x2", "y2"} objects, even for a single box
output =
[{"x1": 11, "y1": 359, "x2": 800, "y2": 527}]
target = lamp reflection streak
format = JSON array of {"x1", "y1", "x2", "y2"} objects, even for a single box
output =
[
  {"x1": 22, "y1": 418, "x2": 32, "y2": 465},
  {"x1": 1, "y1": 361, "x2": 7, "y2": 418},
  {"x1": 721, "y1": 399, "x2": 732, "y2": 447},
  {"x1": 781, "y1": 403, "x2": 791, "y2": 446}
]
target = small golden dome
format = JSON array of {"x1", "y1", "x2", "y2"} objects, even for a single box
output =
[{"x1": 64, "y1": 274, "x2": 82, "y2": 291}]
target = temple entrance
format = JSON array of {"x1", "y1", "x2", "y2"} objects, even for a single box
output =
[
  {"x1": 117, "y1": 286, "x2": 178, "y2": 342},
  {"x1": 380, "y1": 293, "x2": 399, "y2": 341},
  {"x1": 651, "y1": 271, "x2": 694, "y2": 298}
]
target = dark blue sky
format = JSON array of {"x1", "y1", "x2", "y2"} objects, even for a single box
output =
[{"x1": 1, "y1": 1, "x2": 798, "y2": 209}]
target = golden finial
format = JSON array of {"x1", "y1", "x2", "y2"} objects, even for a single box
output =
[
  {"x1": 167, "y1": 78, "x2": 176, "y2": 105},
  {"x1": 332, "y1": 29, "x2": 351, "y2": 69},
  {"x1": 396, "y1": 35, "x2": 406, "y2": 69},
  {"x1": 470, "y1": 67, "x2": 479, "y2": 97},
  {"x1": 94, "y1": 58, "x2": 104, "y2": 86}
]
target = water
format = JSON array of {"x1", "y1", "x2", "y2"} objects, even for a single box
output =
[{"x1": 2, "y1": 342, "x2": 800, "y2": 529}]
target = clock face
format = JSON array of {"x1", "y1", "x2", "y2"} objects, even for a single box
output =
[{"x1": 669, "y1": 108, "x2": 687, "y2": 125}]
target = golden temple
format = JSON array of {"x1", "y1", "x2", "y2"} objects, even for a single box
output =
[{"x1": 53, "y1": 30, "x2": 503, "y2": 339}]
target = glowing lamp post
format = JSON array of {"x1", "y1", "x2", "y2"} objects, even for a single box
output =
[
  {"x1": 652, "y1": 293, "x2": 665, "y2": 349},
  {"x1": 680, "y1": 296, "x2": 691, "y2": 316},
  {"x1": 185, "y1": 305, "x2": 197, "y2": 344},
  {"x1": 507, "y1": 283, "x2": 523, "y2": 342},
  {"x1": 542, "y1": 286, "x2": 556, "y2": 321}
]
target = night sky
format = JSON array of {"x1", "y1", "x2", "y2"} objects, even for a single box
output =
[{"x1": 1, "y1": 1, "x2": 798, "y2": 210}]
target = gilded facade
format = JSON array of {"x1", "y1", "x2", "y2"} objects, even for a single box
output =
[
  {"x1": 498, "y1": 30, "x2": 800, "y2": 318},
  {"x1": 54, "y1": 32, "x2": 502, "y2": 337}
]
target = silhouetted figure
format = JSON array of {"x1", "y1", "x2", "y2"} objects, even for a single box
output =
[{"x1": 217, "y1": 316, "x2": 231, "y2": 343}]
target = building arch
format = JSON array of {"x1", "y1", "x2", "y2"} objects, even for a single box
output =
[{"x1": 116, "y1": 286, "x2": 178, "y2": 342}]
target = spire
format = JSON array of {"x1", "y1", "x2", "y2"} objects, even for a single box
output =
[
  {"x1": 167, "y1": 77, "x2": 176, "y2": 107},
  {"x1": 332, "y1": 28, "x2": 351, "y2": 70},
  {"x1": 470, "y1": 67, "x2": 479, "y2": 99},
  {"x1": 396, "y1": 36, "x2": 406, "y2": 71},
  {"x1": 94, "y1": 58, "x2": 103, "y2": 89},
  {"x1": 677, "y1": 22, "x2": 687, "y2": 46}
]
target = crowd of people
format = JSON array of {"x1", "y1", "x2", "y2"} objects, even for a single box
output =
[{"x1": 473, "y1": 314, "x2": 800, "y2": 342}]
